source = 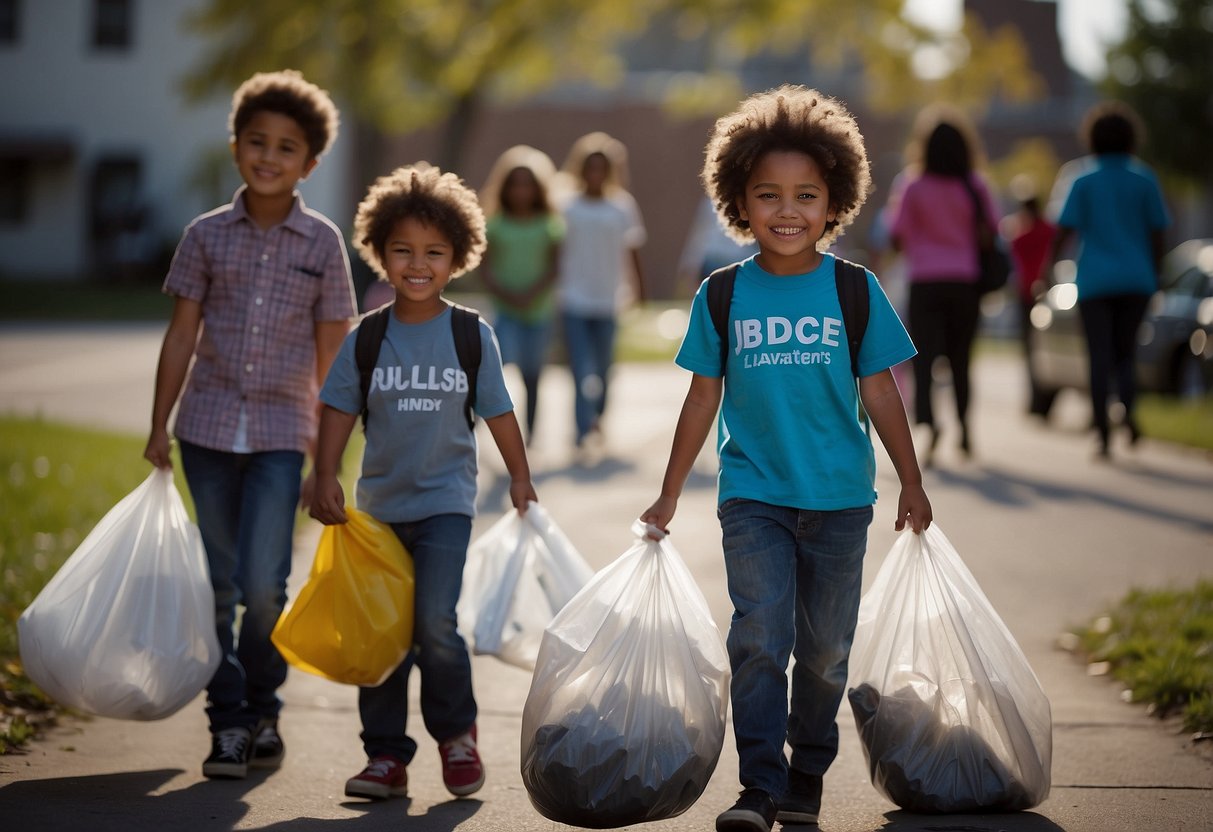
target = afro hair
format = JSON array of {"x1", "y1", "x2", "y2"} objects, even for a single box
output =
[
  {"x1": 354, "y1": 163, "x2": 487, "y2": 280},
  {"x1": 229, "y1": 69, "x2": 340, "y2": 160},
  {"x1": 702, "y1": 85, "x2": 872, "y2": 248}
]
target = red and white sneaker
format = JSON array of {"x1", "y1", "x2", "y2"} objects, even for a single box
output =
[
  {"x1": 344, "y1": 755, "x2": 408, "y2": 800},
  {"x1": 438, "y1": 725, "x2": 485, "y2": 796}
]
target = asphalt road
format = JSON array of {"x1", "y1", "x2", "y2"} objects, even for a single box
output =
[{"x1": 1, "y1": 322, "x2": 1210, "y2": 831}]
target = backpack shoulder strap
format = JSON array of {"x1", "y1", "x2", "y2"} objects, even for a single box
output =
[
  {"x1": 355, "y1": 304, "x2": 392, "y2": 429},
  {"x1": 449, "y1": 303, "x2": 482, "y2": 431},
  {"x1": 705, "y1": 262, "x2": 740, "y2": 375},
  {"x1": 833, "y1": 257, "x2": 869, "y2": 378}
]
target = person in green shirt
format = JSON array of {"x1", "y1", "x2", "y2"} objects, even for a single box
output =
[{"x1": 479, "y1": 145, "x2": 564, "y2": 442}]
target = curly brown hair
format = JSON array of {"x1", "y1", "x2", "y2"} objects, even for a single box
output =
[
  {"x1": 229, "y1": 70, "x2": 340, "y2": 160},
  {"x1": 702, "y1": 85, "x2": 872, "y2": 248},
  {"x1": 354, "y1": 164, "x2": 487, "y2": 280}
]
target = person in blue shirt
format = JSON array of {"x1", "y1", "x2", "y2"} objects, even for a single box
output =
[
  {"x1": 1049, "y1": 101, "x2": 1170, "y2": 458},
  {"x1": 641, "y1": 86, "x2": 932, "y2": 832}
]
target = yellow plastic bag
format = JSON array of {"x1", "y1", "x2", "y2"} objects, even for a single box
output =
[{"x1": 272, "y1": 508, "x2": 414, "y2": 686}]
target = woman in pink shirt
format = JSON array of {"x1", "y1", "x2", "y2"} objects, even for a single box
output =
[{"x1": 887, "y1": 108, "x2": 999, "y2": 463}]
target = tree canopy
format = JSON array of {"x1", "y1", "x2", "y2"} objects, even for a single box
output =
[
  {"x1": 1102, "y1": 0, "x2": 1213, "y2": 191},
  {"x1": 183, "y1": 0, "x2": 1039, "y2": 171}
]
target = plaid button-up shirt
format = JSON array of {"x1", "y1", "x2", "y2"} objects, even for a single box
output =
[{"x1": 165, "y1": 188, "x2": 356, "y2": 454}]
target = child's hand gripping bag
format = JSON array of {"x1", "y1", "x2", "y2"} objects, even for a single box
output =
[
  {"x1": 458, "y1": 501, "x2": 594, "y2": 670},
  {"x1": 847, "y1": 524, "x2": 1052, "y2": 813},
  {"x1": 520, "y1": 521, "x2": 730, "y2": 828},
  {"x1": 17, "y1": 468, "x2": 221, "y2": 720},
  {"x1": 271, "y1": 507, "x2": 414, "y2": 686}
]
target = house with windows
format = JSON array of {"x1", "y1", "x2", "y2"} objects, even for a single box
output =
[{"x1": 0, "y1": 0, "x2": 350, "y2": 282}]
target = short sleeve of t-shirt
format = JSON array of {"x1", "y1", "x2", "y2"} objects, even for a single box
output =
[
  {"x1": 617, "y1": 191, "x2": 647, "y2": 249},
  {"x1": 163, "y1": 222, "x2": 210, "y2": 303},
  {"x1": 312, "y1": 220, "x2": 357, "y2": 321}
]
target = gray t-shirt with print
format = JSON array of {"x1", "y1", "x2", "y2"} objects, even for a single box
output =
[{"x1": 321, "y1": 306, "x2": 513, "y2": 523}]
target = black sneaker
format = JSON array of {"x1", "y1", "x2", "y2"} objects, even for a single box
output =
[
  {"x1": 777, "y1": 768, "x2": 823, "y2": 824},
  {"x1": 251, "y1": 718, "x2": 285, "y2": 768},
  {"x1": 203, "y1": 727, "x2": 252, "y2": 779},
  {"x1": 716, "y1": 788, "x2": 777, "y2": 832}
]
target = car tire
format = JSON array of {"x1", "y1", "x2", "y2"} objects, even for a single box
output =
[{"x1": 1174, "y1": 346, "x2": 1208, "y2": 399}]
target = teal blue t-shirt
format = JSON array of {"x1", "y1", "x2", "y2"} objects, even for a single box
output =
[
  {"x1": 676, "y1": 255, "x2": 916, "y2": 511},
  {"x1": 1057, "y1": 154, "x2": 1170, "y2": 300}
]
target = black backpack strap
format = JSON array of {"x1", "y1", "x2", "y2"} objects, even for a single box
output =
[
  {"x1": 834, "y1": 257, "x2": 869, "y2": 378},
  {"x1": 705, "y1": 262, "x2": 740, "y2": 376},
  {"x1": 354, "y1": 304, "x2": 392, "y2": 429},
  {"x1": 449, "y1": 303, "x2": 481, "y2": 431}
]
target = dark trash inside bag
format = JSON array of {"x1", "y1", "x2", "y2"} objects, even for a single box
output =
[
  {"x1": 524, "y1": 684, "x2": 714, "y2": 828},
  {"x1": 849, "y1": 683, "x2": 1034, "y2": 813}
]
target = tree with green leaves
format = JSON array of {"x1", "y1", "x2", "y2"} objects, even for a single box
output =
[
  {"x1": 183, "y1": 0, "x2": 1038, "y2": 179},
  {"x1": 1102, "y1": 0, "x2": 1213, "y2": 194}
]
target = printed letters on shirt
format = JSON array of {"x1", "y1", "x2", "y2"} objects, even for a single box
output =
[
  {"x1": 372, "y1": 364, "x2": 467, "y2": 412},
  {"x1": 734, "y1": 314, "x2": 842, "y2": 369}
]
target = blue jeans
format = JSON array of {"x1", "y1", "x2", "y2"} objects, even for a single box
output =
[
  {"x1": 717, "y1": 498, "x2": 873, "y2": 797},
  {"x1": 494, "y1": 310, "x2": 553, "y2": 438},
  {"x1": 358, "y1": 513, "x2": 476, "y2": 763},
  {"x1": 560, "y1": 312, "x2": 617, "y2": 442},
  {"x1": 179, "y1": 441, "x2": 303, "y2": 732}
]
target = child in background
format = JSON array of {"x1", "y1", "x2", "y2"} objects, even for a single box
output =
[
  {"x1": 309, "y1": 164, "x2": 537, "y2": 802},
  {"x1": 554, "y1": 132, "x2": 647, "y2": 451},
  {"x1": 144, "y1": 69, "x2": 355, "y2": 780},
  {"x1": 641, "y1": 86, "x2": 932, "y2": 832},
  {"x1": 478, "y1": 145, "x2": 564, "y2": 442}
]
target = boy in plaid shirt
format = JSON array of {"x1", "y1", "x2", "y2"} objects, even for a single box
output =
[{"x1": 144, "y1": 70, "x2": 356, "y2": 779}]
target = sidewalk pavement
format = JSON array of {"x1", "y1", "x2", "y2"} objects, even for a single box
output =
[{"x1": 0, "y1": 324, "x2": 1211, "y2": 830}]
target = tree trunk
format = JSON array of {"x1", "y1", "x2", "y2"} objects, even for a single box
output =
[{"x1": 435, "y1": 90, "x2": 482, "y2": 174}]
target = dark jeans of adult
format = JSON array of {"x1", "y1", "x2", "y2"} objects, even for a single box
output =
[
  {"x1": 907, "y1": 281, "x2": 981, "y2": 450},
  {"x1": 1077, "y1": 292, "x2": 1149, "y2": 451}
]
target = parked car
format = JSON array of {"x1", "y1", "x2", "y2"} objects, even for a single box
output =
[{"x1": 1027, "y1": 238, "x2": 1213, "y2": 418}]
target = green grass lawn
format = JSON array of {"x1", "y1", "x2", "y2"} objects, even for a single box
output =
[
  {"x1": 1065, "y1": 582, "x2": 1213, "y2": 734},
  {"x1": 0, "y1": 279, "x2": 174, "y2": 322}
]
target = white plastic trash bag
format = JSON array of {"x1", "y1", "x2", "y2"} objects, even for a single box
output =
[
  {"x1": 847, "y1": 524, "x2": 1052, "y2": 813},
  {"x1": 458, "y1": 501, "x2": 593, "y2": 670},
  {"x1": 521, "y1": 521, "x2": 730, "y2": 828},
  {"x1": 18, "y1": 468, "x2": 221, "y2": 720}
]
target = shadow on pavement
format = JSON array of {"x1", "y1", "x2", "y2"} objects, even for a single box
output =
[
  {"x1": 874, "y1": 809, "x2": 1067, "y2": 831},
  {"x1": 0, "y1": 768, "x2": 257, "y2": 831},
  {"x1": 931, "y1": 464, "x2": 1213, "y2": 534},
  {"x1": 252, "y1": 797, "x2": 480, "y2": 831}
]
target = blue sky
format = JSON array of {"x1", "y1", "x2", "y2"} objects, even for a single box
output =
[{"x1": 904, "y1": 0, "x2": 1130, "y2": 79}]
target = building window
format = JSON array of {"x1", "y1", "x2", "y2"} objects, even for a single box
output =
[
  {"x1": 0, "y1": 160, "x2": 31, "y2": 223},
  {"x1": 93, "y1": 0, "x2": 133, "y2": 50},
  {"x1": 0, "y1": 0, "x2": 19, "y2": 44}
]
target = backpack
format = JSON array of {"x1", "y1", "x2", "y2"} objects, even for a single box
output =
[
  {"x1": 354, "y1": 301, "x2": 482, "y2": 431},
  {"x1": 705, "y1": 257, "x2": 869, "y2": 377}
]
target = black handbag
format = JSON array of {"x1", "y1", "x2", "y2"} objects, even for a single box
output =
[{"x1": 963, "y1": 177, "x2": 1011, "y2": 295}]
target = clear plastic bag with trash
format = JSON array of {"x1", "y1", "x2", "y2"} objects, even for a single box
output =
[
  {"x1": 847, "y1": 524, "x2": 1052, "y2": 813},
  {"x1": 520, "y1": 521, "x2": 730, "y2": 828},
  {"x1": 18, "y1": 469, "x2": 221, "y2": 720},
  {"x1": 458, "y1": 501, "x2": 594, "y2": 671}
]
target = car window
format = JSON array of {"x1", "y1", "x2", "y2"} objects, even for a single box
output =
[{"x1": 1171, "y1": 267, "x2": 1208, "y2": 298}]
